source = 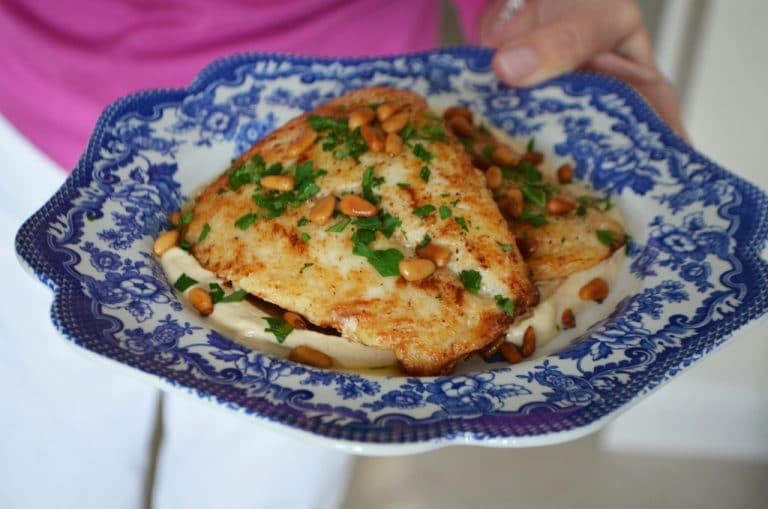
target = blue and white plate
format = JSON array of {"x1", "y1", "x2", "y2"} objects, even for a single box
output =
[{"x1": 15, "y1": 48, "x2": 768, "y2": 454}]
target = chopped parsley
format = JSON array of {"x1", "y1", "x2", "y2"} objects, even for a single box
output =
[
  {"x1": 207, "y1": 283, "x2": 248, "y2": 304},
  {"x1": 263, "y1": 317, "x2": 293, "y2": 343},
  {"x1": 454, "y1": 216, "x2": 469, "y2": 231},
  {"x1": 352, "y1": 242, "x2": 403, "y2": 277},
  {"x1": 300, "y1": 232, "x2": 311, "y2": 243},
  {"x1": 460, "y1": 270, "x2": 482, "y2": 293},
  {"x1": 307, "y1": 115, "x2": 367, "y2": 160},
  {"x1": 173, "y1": 273, "x2": 198, "y2": 292},
  {"x1": 412, "y1": 143, "x2": 434, "y2": 164},
  {"x1": 362, "y1": 166, "x2": 385, "y2": 205},
  {"x1": 297, "y1": 217, "x2": 310, "y2": 227},
  {"x1": 520, "y1": 183, "x2": 548, "y2": 207},
  {"x1": 379, "y1": 213, "x2": 402, "y2": 238},
  {"x1": 299, "y1": 262, "x2": 314, "y2": 273},
  {"x1": 326, "y1": 217, "x2": 351, "y2": 233},
  {"x1": 438, "y1": 205, "x2": 452, "y2": 219},
  {"x1": 413, "y1": 204, "x2": 436, "y2": 218},
  {"x1": 235, "y1": 213, "x2": 259, "y2": 230},
  {"x1": 498, "y1": 243, "x2": 513, "y2": 253},
  {"x1": 228, "y1": 155, "x2": 282, "y2": 191},
  {"x1": 596, "y1": 229, "x2": 619, "y2": 246},
  {"x1": 481, "y1": 145, "x2": 495, "y2": 160},
  {"x1": 576, "y1": 195, "x2": 614, "y2": 213},
  {"x1": 494, "y1": 295, "x2": 516, "y2": 317},
  {"x1": 520, "y1": 209, "x2": 548, "y2": 227},
  {"x1": 397, "y1": 182, "x2": 411, "y2": 188},
  {"x1": 220, "y1": 289, "x2": 247, "y2": 303},
  {"x1": 178, "y1": 212, "x2": 193, "y2": 230},
  {"x1": 418, "y1": 234, "x2": 431, "y2": 249},
  {"x1": 198, "y1": 223, "x2": 211, "y2": 242},
  {"x1": 420, "y1": 166, "x2": 431, "y2": 182},
  {"x1": 526, "y1": 137, "x2": 536, "y2": 152}
]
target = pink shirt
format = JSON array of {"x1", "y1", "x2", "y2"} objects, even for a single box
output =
[{"x1": 0, "y1": 0, "x2": 486, "y2": 170}]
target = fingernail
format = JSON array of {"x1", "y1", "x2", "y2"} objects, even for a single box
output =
[{"x1": 498, "y1": 46, "x2": 539, "y2": 83}]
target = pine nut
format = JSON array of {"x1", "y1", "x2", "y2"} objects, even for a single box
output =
[
  {"x1": 492, "y1": 144, "x2": 520, "y2": 167},
  {"x1": 309, "y1": 195, "x2": 336, "y2": 225},
  {"x1": 522, "y1": 150, "x2": 544, "y2": 165},
  {"x1": 521, "y1": 325, "x2": 536, "y2": 357},
  {"x1": 561, "y1": 308, "x2": 576, "y2": 329},
  {"x1": 500, "y1": 342, "x2": 523, "y2": 364},
  {"x1": 381, "y1": 111, "x2": 410, "y2": 134},
  {"x1": 385, "y1": 132, "x2": 403, "y2": 156},
  {"x1": 189, "y1": 287, "x2": 214, "y2": 316},
  {"x1": 376, "y1": 103, "x2": 398, "y2": 122},
  {"x1": 443, "y1": 105, "x2": 473, "y2": 123},
  {"x1": 260, "y1": 175, "x2": 295, "y2": 191},
  {"x1": 339, "y1": 195, "x2": 377, "y2": 217},
  {"x1": 283, "y1": 311, "x2": 307, "y2": 330},
  {"x1": 289, "y1": 345, "x2": 333, "y2": 369},
  {"x1": 546, "y1": 196, "x2": 576, "y2": 215},
  {"x1": 557, "y1": 163, "x2": 573, "y2": 183},
  {"x1": 579, "y1": 278, "x2": 609, "y2": 302},
  {"x1": 502, "y1": 188, "x2": 524, "y2": 218},
  {"x1": 416, "y1": 243, "x2": 451, "y2": 267},
  {"x1": 153, "y1": 230, "x2": 179, "y2": 257},
  {"x1": 398, "y1": 257, "x2": 436, "y2": 282},
  {"x1": 360, "y1": 124, "x2": 384, "y2": 152},
  {"x1": 286, "y1": 129, "x2": 318, "y2": 158},
  {"x1": 348, "y1": 107, "x2": 375, "y2": 130},
  {"x1": 447, "y1": 115, "x2": 474, "y2": 137},
  {"x1": 515, "y1": 237, "x2": 537, "y2": 259},
  {"x1": 168, "y1": 211, "x2": 181, "y2": 227},
  {"x1": 485, "y1": 165, "x2": 503, "y2": 189}
]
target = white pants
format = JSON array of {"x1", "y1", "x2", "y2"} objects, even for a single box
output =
[{"x1": 0, "y1": 116, "x2": 353, "y2": 509}]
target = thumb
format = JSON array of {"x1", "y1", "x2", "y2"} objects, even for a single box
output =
[{"x1": 492, "y1": 0, "x2": 643, "y2": 86}]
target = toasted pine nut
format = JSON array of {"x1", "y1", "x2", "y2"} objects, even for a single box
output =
[
  {"x1": 153, "y1": 230, "x2": 179, "y2": 257},
  {"x1": 385, "y1": 132, "x2": 403, "y2": 156},
  {"x1": 443, "y1": 105, "x2": 473, "y2": 123},
  {"x1": 562, "y1": 308, "x2": 576, "y2": 329},
  {"x1": 339, "y1": 195, "x2": 377, "y2": 217},
  {"x1": 398, "y1": 257, "x2": 436, "y2": 282},
  {"x1": 283, "y1": 311, "x2": 307, "y2": 330},
  {"x1": 515, "y1": 237, "x2": 537, "y2": 259},
  {"x1": 500, "y1": 342, "x2": 523, "y2": 364},
  {"x1": 447, "y1": 115, "x2": 475, "y2": 137},
  {"x1": 579, "y1": 278, "x2": 609, "y2": 302},
  {"x1": 557, "y1": 163, "x2": 573, "y2": 183},
  {"x1": 309, "y1": 195, "x2": 336, "y2": 225},
  {"x1": 521, "y1": 326, "x2": 536, "y2": 357},
  {"x1": 348, "y1": 107, "x2": 375, "y2": 130},
  {"x1": 376, "y1": 103, "x2": 398, "y2": 122},
  {"x1": 289, "y1": 345, "x2": 333, "y2": 368},
  {"x1": 260, "y1": 175, "x2": 295, "y2": 191},
  {"x1": 546, "y1": 196, "x2": 576, "y2": 215},
  {"x1": 287, "y1": 129, "x2": 318, "y2": 158},
  {"x1": 492, "y1": 144, "x2": 521, "y2": 167},
  {"x1": 502, "y1": 188, "x2": 524, "y2": 218},
  {"x1": 522, "y1": 150, "x2": 544, "y2": 165},
  {"x1": 485, "y1": 165, "x2": 503, "y2": 189},
  {"x1": 168, "y1": 211, "x2": 181, "y2": 227},
  {"x1": 381, "y1": 111, "x2": 409, "y2": 134},
  {"x1": 416, "y1": 243, "x2": 452, "y2": 267},
  {"x1": 480, "y1": 336, "x2": 505, "y2": 360},
  {"x1": 360, "y1": 124, "x2": 384, "y2": 152},
  {"x1": 189, "y1": 287, "x2": 214, "y2": 316}
]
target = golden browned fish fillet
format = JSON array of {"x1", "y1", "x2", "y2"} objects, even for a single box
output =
[
  {"x1": 442, "y1": 107, "x2": 624, "y2": 282},
  {"x1": 184, "y1": 87, "x2": 537, "y2": 375}
]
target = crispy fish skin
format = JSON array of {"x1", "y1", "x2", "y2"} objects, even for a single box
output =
[{"x1": 185, "y1": 87, "x2": 537, "y2": 375}]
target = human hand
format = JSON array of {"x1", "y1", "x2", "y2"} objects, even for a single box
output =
[{"x1": 479, "y1": 0, "x2": 688, "y2": 139}]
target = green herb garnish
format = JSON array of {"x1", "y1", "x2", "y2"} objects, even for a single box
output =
[
  {"x1": 413, "y1": 204, "x2": 436, "y2": 218},
  {"x1": 198, "y1": 223, "x2": 211, "y2": 242},
  {"x1": 520, "y1": 183, "x2": 548, "y2": 207},
  {"x1": 173, "y1": 273, "x2": 198, "y2": 292},
  {"x1": 307, "y1": 114, "x2": 367, "y2": 160},
  {"x1": 362, "y1": 166, "x2": 385, "y2": 205},
  {"x1": 418, "y1": 234, "x2": 431, "y2": 249},
  {"x1": 412, "y1": 143, "x2": 433, "y2": 164},
  {"x1": 235, "y1": 213, "x2": 259, "y2": 230},
  {"x1": 263, "y1": 317, "x2": 293, "y2": 343},
  {"x1": 397, "y1": 182, "x2": 411, "y2": 188},
  {"x1": 301, "y1": 232, "x2": 311, "y2": 243},
  {"x1": 526, "y1": 138, "x2": 535, "y2": 152},
  {"x1": 596, "y1": 229, "x2": 619, "y2": 246},
  {"x1": 326, "y1": 217, "x2": 351, "y2": 233},
  {"x1": 494, "y1": 295, "x2": 516, "y2": 317},
  {"x1": 454, "y1": 217, "x2": 469, "y2": 231},
  {"x1": 352, "y1": 243, "x2": 404, "y2": 277},
  {"x1": 297, "y1": 217, "x2": 310, "y2": 227},
  {"x1": 498, "y1": 243, "x2": 513, "y2": 253},
  {"x1": 299, "y1": 262, "x2": 314, "y2": 273},
  {"x1": 520, "y1": 209, "x2": 548, "y2": 227},
  {"x1": 460, "y1": 270, "x2": 482, "y2": 293},
  {"x1": 420, "y1": 166, "x2": 431, "y2": 182},
  {"x1": 439, "y1": 205, "x2": 452, "y2": 219}
]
